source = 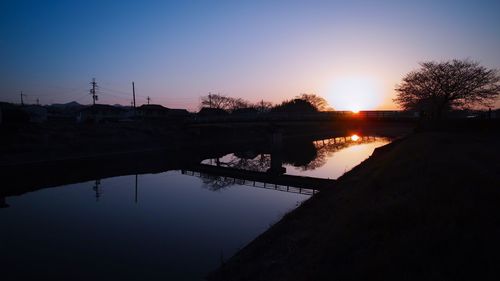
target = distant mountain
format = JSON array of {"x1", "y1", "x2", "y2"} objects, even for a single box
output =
[
  {"x1": 112, "y1": 104, "x2": 132, "y2": 108},
  {"x1": 50, "y1": 101, "x2": 84, "y2": 108}
]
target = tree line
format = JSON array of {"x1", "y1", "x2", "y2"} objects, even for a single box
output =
[{"x1": 199, "y1": 93, "x2": 331, "y2": 115}]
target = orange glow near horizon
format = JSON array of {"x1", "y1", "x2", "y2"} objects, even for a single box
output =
[
  {"x1": 326, "y1": 76, "x2": 383, "y2": 111},
  {"x1": 351, "y1": 134, "x2": 360, "y2": 141}
]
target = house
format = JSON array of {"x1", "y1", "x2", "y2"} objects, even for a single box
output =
[
  {"x1": 47, "y1": 101, "x2": 85, "y2": 121},
  {"x1": 0, "y1": 102, "x2": 29, "y2": 123},
  {"x1": 198, "y1": 107, "x2": 229, "y2": 116},
  {"x1": 77, "y1": 104, "x2": 127, "y2": 123},
  {"x1": 136, "y1": 104, "x2": 190, "y2": 119},
  {"x1": 22, "y1": 105, "x2": 48, "y2": 123}
]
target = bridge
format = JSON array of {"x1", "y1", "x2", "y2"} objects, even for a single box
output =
[
  {"x1": 186, "y1": 111, "x2": 418, "y2": 126},
  {"x1": 182, "y1": 163, "x2": 335, "y2": 195}
]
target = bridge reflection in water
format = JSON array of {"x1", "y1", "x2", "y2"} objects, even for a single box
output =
[
  {"x1": 182, "y1": 170, "x2": 319, "y2": 195},
  {"x1": 182, "y1": 135, "x2": 385, "y2": 195}
]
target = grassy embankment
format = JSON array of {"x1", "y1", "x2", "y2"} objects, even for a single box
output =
[{"x1": 208, "y1": 127, "x2": 500, "y2": 280}]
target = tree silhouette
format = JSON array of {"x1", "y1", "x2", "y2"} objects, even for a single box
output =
[
  {"x1": 272, "y1": 98, "x2": 318, "y2": 113},
  {"x1": 254, "y1": 100, "x2": 274, "y2": 112},
  {"x1": 200, "y1": 94, "x2": 250, "y2": 112},
  {"x1": 296, "y1": 93, "x2": 332, "y2": 111},
  {"x1": 395, "y1": 59, "x2": 500, "y2": 119}
]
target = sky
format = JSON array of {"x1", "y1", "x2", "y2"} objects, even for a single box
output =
[{"x1": 1, "y1": 0, "x2": 500, "y2": 111}]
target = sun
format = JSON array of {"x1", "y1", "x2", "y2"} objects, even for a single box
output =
[{"x1": 325, "y1": 76, "x2": 382, "y2": 111}]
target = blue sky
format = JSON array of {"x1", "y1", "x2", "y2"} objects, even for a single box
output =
[{"x1": 1, "y1": 0, "x2": 500, "y2": 110}]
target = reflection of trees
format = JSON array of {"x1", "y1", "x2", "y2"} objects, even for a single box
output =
[
  {"x1": 200, "y1": 154, "x2": 270, "y2": 191},
  {"x1": 200, "y1": 175, "x2": 247, "y2": 191},
  {"x1": 206, "y1": 154, "x2": 271, "y2": 172},
  {"x1": 282, "y1": 141, "x2": 318, "y2": 167},
  {"x1": 300, "y1": 136, "x2": 387, "y2": 171}
]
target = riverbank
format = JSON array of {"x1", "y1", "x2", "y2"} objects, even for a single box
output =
[
  {"x1": 208, "y1": 129, "x2": 500, "y2": 280},
  {"x1": 0, "y1": 120, "x2": 412, "y2": 166}
]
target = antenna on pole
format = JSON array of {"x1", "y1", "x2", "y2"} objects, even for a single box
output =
[
  {"x1": 36, "y1": 98, "x2": 40, "y2": 106},
  {"x1": 20, "y1": 91, "x2": 25, "y2": 106},
  {"x1": 208, "y1": 92, "x2": 212, "y2": 108},
  {"x1": 90, "y1": 78, "x2": 98, "y2": 105},
  {"x1": 147, "y1": 96, "x2": 151, "y2": 105}
]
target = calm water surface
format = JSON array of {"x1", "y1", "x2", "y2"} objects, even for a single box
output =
[{"x1": 1, "y1": 135, "x2": 389, "y2": 280}]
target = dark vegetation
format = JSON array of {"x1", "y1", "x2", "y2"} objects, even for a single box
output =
[{"x1": 208, "y1": 125, "x2": 500, "y2": 281}]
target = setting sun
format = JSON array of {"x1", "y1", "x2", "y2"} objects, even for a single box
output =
[{"x1": 326, "y1": 77, "x2": 382, "y2": 111}]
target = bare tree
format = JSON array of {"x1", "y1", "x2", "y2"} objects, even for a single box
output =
[
  {"x1": 200, "y1": 93, "x2": 250, "y2": 112},
  {"x1": 200, "y1": 93, "x2": 233, "y2": 110},
  {"x1": 229, "y1": 97, "x2": 250, "y2": 111},
  {"x1": 254, "y1": 100, "x2": 274, "y2": 112},
  {"x1": 296, "y1": 93, "x2": 332, "y2": 111},
  {"x1": 395, "y1": 59, "x2": 500, "y2": 119}
]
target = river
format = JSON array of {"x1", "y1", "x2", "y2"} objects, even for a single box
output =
[{"x1": 0, "y1": 135, "x2": 390, "y2": 280}]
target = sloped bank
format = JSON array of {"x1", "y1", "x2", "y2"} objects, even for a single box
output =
[{"x1": 208, "y1": 130, "x2": 500, "y2": 281}]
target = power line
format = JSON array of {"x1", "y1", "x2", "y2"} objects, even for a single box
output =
[
  {"x1": 99, "y1": 91, "x2": 132, "y2": 101},
  {"x1": 75, "y1": 93, "x2": 92, "y2": 102},
  {"x1": 98, "y1": 86, "x2": 130, "y2": 96}
]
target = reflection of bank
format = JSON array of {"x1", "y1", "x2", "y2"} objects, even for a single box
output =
[{"x1": 0, "y1": 196, "x2": 9, "y2": 208}]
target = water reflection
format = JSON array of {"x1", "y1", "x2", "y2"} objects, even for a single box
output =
[
  {"x1": 87, "y1": 175, "x2": 141, "y2": 203},
  {"x1": 1, "y1": 172, "x2": 310, "y2": 281},
  {"x1": 201, "y1": 135, "x2": 387, "y2": 176},
  {"x1": 1, "y1": 134, "x2": 391, "y2": 280}
]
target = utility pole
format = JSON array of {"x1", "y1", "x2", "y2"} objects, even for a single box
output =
[
  {"x1": 132, "y1": 81, "x2": 136, "y2": 108},
  {"x1": 20, "y1": 91, "x2": 25, "y2": 106},
  {"x1": 93, "y1": 179, "x2": 101, "y2": 202},
  {"x1": 135, "y1": 174, "x2": 138, "y2": 203},
  {"x1": 147, "y1": 96, "x2": 151, "y2": 105},
  {"x1": 209, "y1": 92, "x2": 212, "y2": 108},
  {"x1": 90, "y1": 78, "x2": 98, "y2": 105},
  {"x1": 36, "y1": 98, "x2": 40, "y2": 106}
]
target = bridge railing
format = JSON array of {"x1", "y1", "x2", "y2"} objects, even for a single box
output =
[{"x1": 186, "y1": 110, "x2": 418, "y2": 124}]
